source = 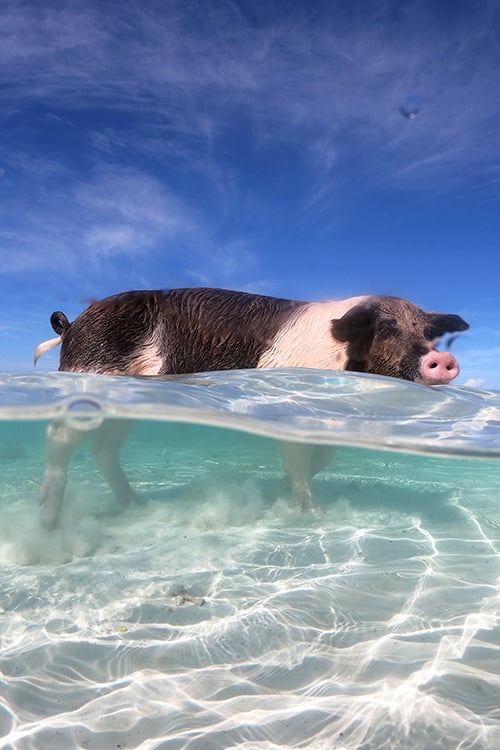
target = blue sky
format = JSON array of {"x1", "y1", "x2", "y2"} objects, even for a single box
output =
[{"x1": 1, "y1": 0, "x2": 499, "y2": 388}]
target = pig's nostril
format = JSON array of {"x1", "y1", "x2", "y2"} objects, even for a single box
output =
[{"x1": 429, "y1": 362, "x2": 438, "y2": 369}]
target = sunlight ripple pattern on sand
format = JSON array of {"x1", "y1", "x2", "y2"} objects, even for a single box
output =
[{"x1": 0, "y1": 370, "x2": 500, "y2": 749}]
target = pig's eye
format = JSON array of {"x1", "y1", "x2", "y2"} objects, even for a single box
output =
[{"x1": 377, "y1": 318, "x2": 398, "y2": 340}]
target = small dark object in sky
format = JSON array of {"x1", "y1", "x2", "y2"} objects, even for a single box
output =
[{"x1": 400, "y1": 95, "x2": 420, "y2": 119}]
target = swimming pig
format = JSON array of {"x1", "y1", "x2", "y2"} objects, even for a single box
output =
[{"x1": 35, "y1": 287, "x2": 469, "y2": 529}]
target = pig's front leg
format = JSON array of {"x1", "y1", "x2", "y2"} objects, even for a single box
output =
[
  {"x1": 39, "y1": 420, "x2": 88, "y2": 530},
  {"x1": 309, "y1": 445, "x2": 335, "y2": 479},
  {"x1": 90, "y1": 419, "x2": 140, "y2": 508},
  {"x1": 280, "y1": 442, "x2": 334, "y2": 512}
]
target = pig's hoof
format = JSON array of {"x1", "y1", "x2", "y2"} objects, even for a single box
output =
[
  {"x1": 117, "y1": 485, "x2": 145, "y2": 508},
  {"x1": 39, "y1": 501, "x2": 60, "y2": 532},
  {"x1": 132, "y1": 489, "x2": 146, "y2": 506},
  {"x1": 38, "y1": 483, "x2": 63, "y2": 531},
  {"x1": 294, "y1": 495, "x2": 317, "y2": 513}
]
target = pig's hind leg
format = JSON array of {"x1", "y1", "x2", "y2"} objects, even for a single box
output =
[
  {"x1": 39, "y1": 419, "x2": 139, "y2": 531},
  {"x1": 39, "y1": 420, "x2": 88, "y2": 530}
]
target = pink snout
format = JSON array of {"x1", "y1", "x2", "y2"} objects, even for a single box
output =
[{"x1": 420, "y1": 350, "x2": 460, "y2": 385}]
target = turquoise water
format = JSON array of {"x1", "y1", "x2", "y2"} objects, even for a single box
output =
[{"x1": 1, "y1": 370, "x2": 500, "y2": 749}]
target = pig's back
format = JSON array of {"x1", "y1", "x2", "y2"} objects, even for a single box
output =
[{"x1": 59, "y1": 288, "x2": 305, "y2": 375}]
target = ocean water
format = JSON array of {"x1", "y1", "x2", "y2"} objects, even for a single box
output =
[{"x1": 1, "y1": 368, "x2": 500, "y2": 750}]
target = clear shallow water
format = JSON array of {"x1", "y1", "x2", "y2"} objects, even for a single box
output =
[{"x1": 1, "y1": 369, "x2": 500, "y2": 749}]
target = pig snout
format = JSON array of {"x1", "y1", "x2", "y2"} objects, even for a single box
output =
[{"x1": 420, "y1": 350, "x2": 460, "y2": 385}]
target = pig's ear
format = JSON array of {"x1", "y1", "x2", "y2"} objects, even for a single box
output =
[
  {"x1": 331, "y1": 304, "x2": 377, "y2": 372},
  {"x1": 424, "y1": 313, "x2": 469, "y2": 340}
]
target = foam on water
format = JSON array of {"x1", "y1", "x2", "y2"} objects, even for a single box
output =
[{"x1": 1, "y1": 370, "x2": 500, "y2": 749}]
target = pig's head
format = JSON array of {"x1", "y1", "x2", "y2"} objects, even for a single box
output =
[{"x1": 331, "y1": 296, "x2": 469, "y2": 385}]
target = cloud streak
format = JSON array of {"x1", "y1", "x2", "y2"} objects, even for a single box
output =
[
  {"x1": 1, "y1": 0, "x2": 499, "y2": 187},
  {"x1": 0, "y1": 165, "x2": 200, "y2": 277},
  {"x1": 1, "y1": 1, "x2": 500, "y2": 332},
  {"x1": 76, "y1": 167, "x2": 195, "y2": 255}
]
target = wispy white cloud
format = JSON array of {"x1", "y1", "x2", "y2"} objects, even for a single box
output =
[
  {"x1": 0, "y1": 164, "x2": 201, "y2": 279},
  {"x1": 76, "y1": 167, "x2": 195, "y2": 255},
  {"x1": 0, "y1": 157, "x2": 269, "y2": 300},
  {"x1": 454, "y1": 342, "x2": 500, "y2": 391},
  {"x1": 1, "y1": 0, "x2": 499, "y2": 376},
  {"x1": 1, "y1": 0, "x2": 500, "y2": 289},
  {"x1": 463, "y1": 378, "x2": 487, "y2": 389},
  {"x1": 1, "y1": 0, "x2": 499, "y2": 190},
  {"x1": 185, "y1": 237, "x2": 273, "y2": 294}
]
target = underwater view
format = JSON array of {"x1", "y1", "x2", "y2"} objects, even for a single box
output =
[{"x1": 1, "y1": 369, "x2": 500, "y2": 749}]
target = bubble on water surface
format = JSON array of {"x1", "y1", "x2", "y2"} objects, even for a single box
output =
[{"x1": 64, "y1": 397, "x2": 104, "y2": 431}]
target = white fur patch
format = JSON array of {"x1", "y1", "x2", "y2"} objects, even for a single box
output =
[
  {"x1": 99, "y1": 343, "x2": 163, "y2": 376},
  {"x1": 257, "y1": 296, "x2": 369, "y2": 370},
  {"x1": 123, "y1": 343, "x2": 163, "y2": 376}
]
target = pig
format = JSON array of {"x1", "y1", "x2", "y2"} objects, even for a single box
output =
[{"x1": 35, "y1": 287, "x2": 469, "y2": 529}]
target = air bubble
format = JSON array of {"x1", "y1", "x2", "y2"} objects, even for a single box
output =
[
  {"x1": 400, "y1": 95, "x2": 420, "y2": 119},
  {"x1": 64, "y1": 398, "x2": 104, "y2": 431}
]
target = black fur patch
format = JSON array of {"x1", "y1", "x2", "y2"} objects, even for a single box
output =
[{"x1": 57, "y1": 289, "x2": 305, "y2": 374}]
